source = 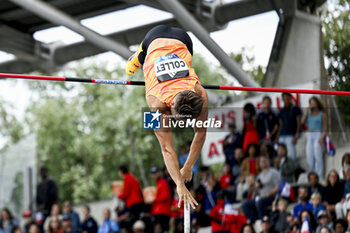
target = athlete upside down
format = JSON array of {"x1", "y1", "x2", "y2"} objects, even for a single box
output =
[{"x1": 125, "y1": 25, "x2": 208, "y2": 209}]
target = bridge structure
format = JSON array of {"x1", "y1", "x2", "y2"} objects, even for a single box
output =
[{"x1": 0, "y1": 0, "x2": 326, "y2": 89}]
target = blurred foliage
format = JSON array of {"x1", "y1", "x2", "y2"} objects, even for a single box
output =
[
  {"x1": 0, "y1": 100, "x2": 23, "y2": 152},
  {"x1": 191, "y1": 54, "x2": 232, "y2": 86},
  {"x1": 230, "y1": 48, "x2": 266, "y2": 86},
  {"x1": 25, "y1": 55, "x2": 227, "y2": 203},
  {"x1": 7, "y1": 172, "x2": 23, "y2": 216},
  {"x1": 323, "y1": 0, "x2": 350, "y2": 126}
]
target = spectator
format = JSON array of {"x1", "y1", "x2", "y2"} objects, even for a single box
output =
[
  {"x1": 153, "y1": 224, "x2": 163, "y2": 233},
  {"x1": 151, "y1": 166, "x2": 172, "y2": 233},
  {"x1": 28, "y1": 224, "x2": 40, "y2": 233},
  {"x1": 298, "y1": 209, "x2": 317, "y2": 233},
  {"x1": 324, "y1": 170, "x2": 344, "y2": 217},
  {"x1": 259, "y1": 142, "x2": 274, "y2": 160},
  {"x1": 241, "y1": 175, "x2": 257, "y2": 201},
  {"x1": 98, "y1": 209, "x2": 119, "y2": 233},
  {"x1": 345, "y1": 210, "x2": 350, "y2": 233},
  {"x1": 242, "y1": 103, "x2": 260, "y2": 153},
  {"x1": 260, "y1": 216, "x2": 276, "y2": 233},
  {"x1": 36, "y1": 167, "x2": 58, "y2": 216},
  {"x1": 115, "y1": 206, "x2": 131, "y2": 233},
  {"x1": 292, "y1": 186, "x2": 313, "y2": 225},
  {"x1": 336, "y1": 165, "x2": 350, "y2": 219},
  {"x1": 47, "y1": 216, "x2": 62, "y2": 233},
  {"x1": 336, "y1": 154, "x2": 350, "y2": 219},
  {"x1": 257, "y1": 96, "x2": 279, "y2": 142},
  {"x1": 240, "y1": 143, "x2": 260, "y2": 184},
  {"x1": 219, "y1": 163, "x2": 234, "y2": 190},
  {"x1": 333, "y1": 219, "x2": 347, "y2": 233},
  {"x1": 320, "y1": 227, "x2": 332, "y2": 233},
  {"x1": 308, "y1": 172, "x2": 325, "y2": 199},
  {"x1": 44, "y1": 204, "x2": 62, "y2": 232},
  {"x1": 219, "y1": 163, "x2": 236, "y2": 203},
  {"x1": 278, "y1": 93, "x2": 302, "y2": 162},
  {"x1": 209, "y1": 192, "x2": 246, "y2": 233},
  {"x1": 173, "y1": 218, "x2": 184, "y2": 233},
  {"x1": 311, "y1": 193, "x2": 326, "y2": 218},
  {"x1": 301, "y1": 96, "x2": 327, "y2": 179},
  {"x1": 11, "y1": 227, "x2": 21, "y2": 233},
  {"x1": 223, "y1": 122, "x2": 242, "y2": 167},
  {"x1": 132, "y1": 220, "x2": 145, "y2": 233},
  {"x1": 232, "y1": 148, "x2": 244, "y2": 185},
  {"x1": 80, "y1": 206, "x2": 97, "y2": 233},
  {"x1": 118, "y1": 165, "x2": 144, "y2": 223},
  {"x1": 341, "y1": 153, "x2": 350, "y2": 179},
  {"x1": 62, "y1": 202, "x2": 80, "y2": 233},
  {"x1": 22, "y1": 211, "x2": 35, "y2": 233},
  {"x1": 316, "y1": 211, "x2": 335, "y2": 233},
  {"x1": 0, "y1": 208, "x2": 18, "y2": 233},
  {"x1": 274, "y1": 143, "x2": 295, "y2": 183},
  {"x1": 62, "y1": 215, "x2": 77, "y2": 233},
  {"x1": 195, "y1": 167, "x2": 220, "y2": 229},
  {"x1": 209, "y1": 197, "x2": 232, "y2": 233},
  {"x1": 240, "y1": 224, "x2": 256, "y2": 233},
  {"x1": 270, "y1": 198, "x2": 291, "y2": 233},
  {"x1": 242, "y1": 155, "x2": 281, "y2": 223}
]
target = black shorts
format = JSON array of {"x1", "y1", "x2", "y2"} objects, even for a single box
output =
[{"x1": 138, "y1": 25, "x2": 193, "y2": 65}]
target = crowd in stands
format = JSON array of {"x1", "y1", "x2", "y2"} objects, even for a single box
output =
[{"x1": 1, "y1": 93, "x2": 349, "y2": 233}]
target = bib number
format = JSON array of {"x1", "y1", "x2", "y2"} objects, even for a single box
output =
[{"x1": 154, "y1": 54, "x2": 189, "y2": 82}]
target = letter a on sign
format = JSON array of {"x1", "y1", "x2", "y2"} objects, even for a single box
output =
[{"x1": 208, "y1": 143, "x2": 219, "y2": 158}]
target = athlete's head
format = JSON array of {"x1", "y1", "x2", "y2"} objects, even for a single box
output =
[{"x1": 171, "y1": 90, "x2": 204, "y2": 119}]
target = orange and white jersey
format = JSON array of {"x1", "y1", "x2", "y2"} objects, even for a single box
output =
[{"x1": 143, "y1": 43, "x2": 200, "y2": 107}]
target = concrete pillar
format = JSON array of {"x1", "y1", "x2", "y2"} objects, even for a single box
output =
[{"x1": 264, "y1": 10, "x2": 323, "y2": 88}]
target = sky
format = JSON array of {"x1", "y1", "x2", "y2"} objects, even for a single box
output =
[{"x1": 0, "y1": 4, "x2": 279, "y2": 118}]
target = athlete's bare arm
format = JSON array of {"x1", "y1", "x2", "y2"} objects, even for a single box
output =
[
  {"x1": 146, "y1": 95, "x2": 198, "y2": 209},
  {"x1": 181, "y1": 84, "x2": 208, "y2": 181}
]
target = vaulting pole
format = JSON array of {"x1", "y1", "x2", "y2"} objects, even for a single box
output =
[
  {"x1": 1, "y1": 73, "x2": 349, "y2": 96},
  {"x1": 184, "y1": 202, "x2": 190, "y2": 233}
]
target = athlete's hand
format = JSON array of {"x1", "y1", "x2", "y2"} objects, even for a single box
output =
[
  {"x1": 177, "y1": 183, "x2": 198, "y2": 209},
  {"x1": 180, "y1": 167, "x2": 193, "y2": 182}
]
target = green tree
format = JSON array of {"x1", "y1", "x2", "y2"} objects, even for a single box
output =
[
  {"x1": 230, "y1": 48, "x2": 266, "y2": 86},
  {"x1": 7, "y1": 172, "x2": 23, "y2": 216},
  {"x1": 0, "y1": 99, "x2": 23, "y2": 152},
  {"x1": 323, "y1": 0, "x2": 350, "y2": 126}
]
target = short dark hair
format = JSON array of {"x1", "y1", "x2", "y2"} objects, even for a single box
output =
[
  {"x1": 341, "y1": 153, "x2": 350, "y2": 166},
  {"x1": 298, "y1": 185, "x2": 309, "y2": 194},
  {"x1": 240, "y1": 224, "x2": 256, "y2": 233},
  {"x1": 282, "y1": 93, "x2": 292, "y2": 98},
  {"x1": 278, "y1": 143, "x2": 287, "y2": 154},
  {"x1": 83, "y1": 205, "x2": 90, "y2": 212},
  {"x1": 259, "y1": 154, "x2": 269, "y2": 162},
  {"x1": 308, "y1": 172, "x2": 319, "y2": 181},
  {"x1": 262, "y1": 95, "x2": 272, "y2": 103},
  {"x1": 119, "y1": 165, "x2": 128, "y2": 174},
  {"x1": 333, "y1": 219, "x2": 347, "y2": 231},
  {"x1": 174, "y1": 90, "x2": 204, "y2": 119}
]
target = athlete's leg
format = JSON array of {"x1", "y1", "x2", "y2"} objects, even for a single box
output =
[{"x1": 125, "y1": 43, "x2": 143, "y2": 76}]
